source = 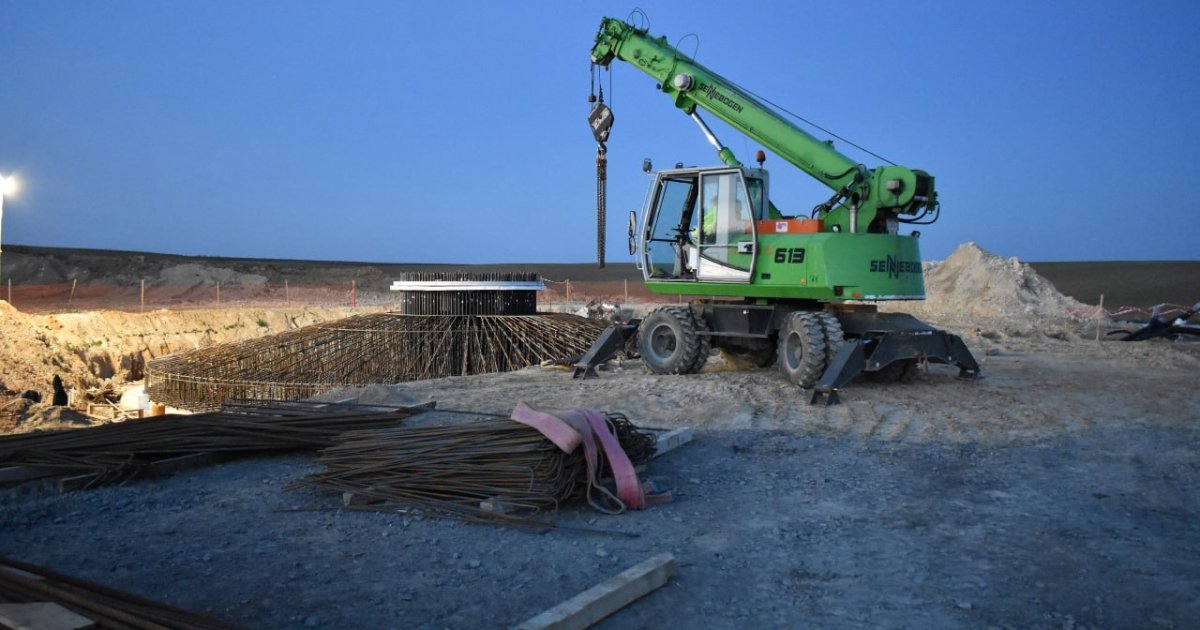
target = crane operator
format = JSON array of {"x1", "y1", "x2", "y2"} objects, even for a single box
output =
[{"x1": 693, "y1": 194, "x2": 753, "y2": 244}]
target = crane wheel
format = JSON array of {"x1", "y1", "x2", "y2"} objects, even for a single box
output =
[
  {"x1": 686, "y1": 309, "x2": 712, "y2": 373},
  {"x1": 815, "y1": 312, "x2": 844, "y2": 365},
  {"x1": 777, "y1": 311, "x2": 828, "y2": 389},
  {"x1": 638, "y1": 306, "x2": 709, "y2": 375}
]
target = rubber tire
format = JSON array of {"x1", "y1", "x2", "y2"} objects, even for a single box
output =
[
  {"x1": 638, "y1": 306, "x2": 708, "y2": 375},
  {"x1": 686, "y1": 310, "x2": 712, "y2": 373},
  {"x1": 867, "y1": 358, "x2": 920, "y2": 383},
  {"x1": 815, "y1": 312, "x2": 844, "y2": 366},
  {"x1": 777, "y1": 311, "x2": 828, "y2": 389}
]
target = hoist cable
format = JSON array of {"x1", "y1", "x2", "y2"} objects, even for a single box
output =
[{"x1": 737, "y1": 83, "x2": 896, "y2": 166}]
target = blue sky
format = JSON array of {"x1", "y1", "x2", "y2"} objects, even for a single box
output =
[{"x1": 1, "y1": 1, "x2": 1197, "y2": 263}]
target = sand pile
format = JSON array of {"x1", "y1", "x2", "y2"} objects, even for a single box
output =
[{"x1": 913, "y1": 242, "x2": 1092, "y2": 320}]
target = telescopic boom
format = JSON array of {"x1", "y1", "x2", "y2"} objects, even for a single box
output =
[{"x1": 590, "y1": 17, "x2": 938, "y2": 230}]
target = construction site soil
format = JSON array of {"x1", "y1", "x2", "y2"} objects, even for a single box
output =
[{"x1": 2, "y1": 243, "x2": 1198, "y2": 629}]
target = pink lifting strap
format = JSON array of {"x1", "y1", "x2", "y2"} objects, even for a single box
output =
[
  {"x1": 581, "y1": 408, "x2": 645, "y2": 510},
  {"x1": 511, "y1": 403, "x2": 655, "y2": 512},
  {"x1": 549, "y1": 408, "x2": 625, "y2": 513},
  {"x1": 510, "y1": 402, "x2": 582, "y2": 453}
]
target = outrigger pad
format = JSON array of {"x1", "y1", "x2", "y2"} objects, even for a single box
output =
[
  {"x1": 573, "y1": 321, "x2": 640, "y2": 379},
  {"x1": 809, "y1": 342, "x2": 865, "y2": 406},
  {"x1": 809, "y1": 327, "x2": 981, "y2": 406}
]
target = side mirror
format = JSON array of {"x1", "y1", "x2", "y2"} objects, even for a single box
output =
[
  {"x1": 627, "y1": 211, "x2": 638, "y2": 256},
  {"x1": 642, "y1": 158, "x2": 653, "y2": 174}
]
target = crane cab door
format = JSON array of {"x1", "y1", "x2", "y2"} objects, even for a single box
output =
[
  {"x1": 641, "y1": 168, "x2": 757, "y2": 282},
  {"x1": 694, "y1": 171, "x2": 756, "y2": 282}
]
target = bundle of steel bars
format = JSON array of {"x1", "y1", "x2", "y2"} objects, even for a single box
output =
[
  {"x1": 0, "y1": 554, "x2": 237, "y2": 629},
  {"x1": 300, "y1": 419, "x2": 583, "y2": 519},
  {"x1": 297, "y1": 414, "x2": 655, "y2": 522},
  {"x1": 146, "y1": 312, "x2": 604, "y2": 410},
  {"x1": 0, "y1": 401, "x2": 423, "y2": 490}
]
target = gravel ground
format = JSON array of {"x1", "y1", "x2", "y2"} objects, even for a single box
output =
[
  {"x1": 2, "y1": 413, "x2": 1197, "y2": 628},
  {"x1": 3, "y1": 313, "x2": 1200, "y2": 629}
]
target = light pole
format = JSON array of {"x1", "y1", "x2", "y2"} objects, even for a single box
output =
[{"x1": 0, "y1": 174, "x2": 16, "y2": 293}]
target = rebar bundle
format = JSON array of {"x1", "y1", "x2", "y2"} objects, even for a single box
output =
[
  {"x1": 301, "y1": 419, "x2": 586, "y2": 519},
  {"x1": 0, "y1": 401, "x2": 422, "y2": 490},
  {"x1": 146, "y1": 312, "x2": 604, "y2": 411},
  {"x1": 296, "y1": 413, "x2": 657, "y2": 522},
  {"x1": 0, "y1": 555, "x2": 238, "y2": 629}
]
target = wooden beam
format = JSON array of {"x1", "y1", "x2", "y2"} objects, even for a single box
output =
[
  {"x1": 515, "y1": 553, "x2": 676, "y2": 630},
  {"x1": 652, "y1": 427, "x2": 693, "y2": 459},
  {"x1": 0, "y1": 602, "x2": 96, "y2": 630},
  {"x1": 0, "y1": 566, "x2": 46, "y2": 581}
]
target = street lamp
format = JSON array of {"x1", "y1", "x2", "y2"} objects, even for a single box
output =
[{"x1": 0, "y1": 173, "x2": 16, "y2": 293}]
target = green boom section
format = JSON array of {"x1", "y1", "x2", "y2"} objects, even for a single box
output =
[
  {"x1": 590, "y1": 18, "x2": 938, "y2": 234},
  {"x1": 591, "y1": 17, "x2": 860, "y2": 192}
]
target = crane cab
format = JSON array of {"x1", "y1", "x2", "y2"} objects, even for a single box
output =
[
  {"x1": 635, "y1": 166, "x2": 768, "y2": 284},
  {"x1": 629, "y1": 163, "x2": 927, "y2": 302}
]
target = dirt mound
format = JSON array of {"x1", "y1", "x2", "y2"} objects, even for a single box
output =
[
  {"x1": 914, "y1": 242, "x2": 1093, "y2": 320},
  {"x1": 0, "y1": 399, "x2": 98, "y2": 434}
]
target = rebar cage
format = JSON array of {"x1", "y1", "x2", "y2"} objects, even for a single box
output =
[{"x1": 146, "y1": 272, "x2": 602, "y2": 411}]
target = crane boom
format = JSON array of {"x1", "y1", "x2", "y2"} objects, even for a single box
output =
[
  {"x1": 590, "y1": 17, "x2": 937, "y2": 230},
  {"x1": 591, "y1": 17, "x2": 859, "y2": 190}
]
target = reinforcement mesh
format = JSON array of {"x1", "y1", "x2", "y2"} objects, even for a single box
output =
[{"x1": 146, "y1": 312, "x2": 604, "y2": 411}]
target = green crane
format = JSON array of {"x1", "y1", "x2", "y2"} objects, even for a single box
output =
[{"x1": 578, "y1": 16, "x2": 978, "y2": 403}]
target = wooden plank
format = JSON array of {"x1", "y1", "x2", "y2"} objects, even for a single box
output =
[
  {"x1": 0, "y1": 602, "x2": 96, "y2": 630},
  {"x1": 514, "y1": 553, "x2": 676, "y2": 630},
  {"x1": 83, "y1": 403, "x2": 114, "y2": 421},
  {"x1": 0, "y1": 566, "x2": 46, "y2": 581},
  {"x1": 651, "y1": 427, "x2": 693, "y2": 459}
]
